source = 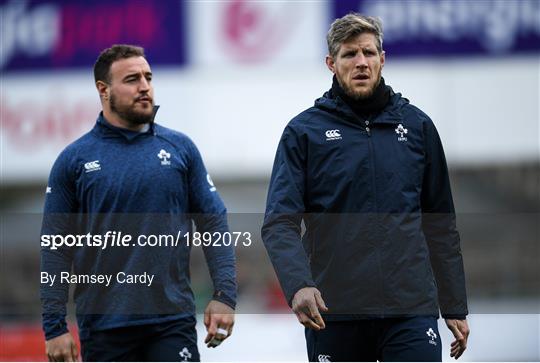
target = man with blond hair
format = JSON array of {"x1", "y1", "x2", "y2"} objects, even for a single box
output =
[{"x1": 262, "y1": 14, "x2": 469, "y2": 361}]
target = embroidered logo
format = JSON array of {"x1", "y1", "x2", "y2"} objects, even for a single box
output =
[
  {"x1": 395, "y1": 124, "x2": 408, "y2": 142},
  {"x1": 179, "y1": 347, "x2": 192, "y2": 361},
  {"x1": 318, "y1": 354, "x2": 332, "y2": 362},
  {"x1": 157, "y1": 149, "x2": 171, "y2": 165},
  {"x1": 325, "y1": 129, "x2": 341, "y2": 141},
  {"x1": 207, "y1": 173, "x2": 217, "y2": 192},
  {"x1": 45, "y1": 186, "x2": 52, "y2": 194},
  {"x1": 426, "y1": 328, "x2": 438, "y2": 346},
  {"x1": 84, "y1": 160, "x2": 101, "y2": 173}
]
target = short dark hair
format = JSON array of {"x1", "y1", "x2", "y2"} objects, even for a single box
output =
[
  {"x1": 327, "y1": 13, "x2": 383, "y2": 57},
  {"x1": 93, "y1": 44, "x2": 145, "y2": 84}
]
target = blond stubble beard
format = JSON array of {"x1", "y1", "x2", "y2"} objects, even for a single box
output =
[{"x1": 337, "y1": 67, "x2": 382, "y2": 101}]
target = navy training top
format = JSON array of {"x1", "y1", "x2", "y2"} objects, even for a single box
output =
[{"x1": 40, "y1": 110, "x2": 236, "y2": 340}]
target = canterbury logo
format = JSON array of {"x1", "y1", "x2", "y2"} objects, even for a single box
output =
[
  {"x1": 84, "y1": 160, "x2": 101, "y2": 173},
  {"x1": 325, "y1": 129, "x2": 341, "y2": 141}
]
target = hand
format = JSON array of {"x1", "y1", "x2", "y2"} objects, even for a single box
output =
[
  {"x1": 45, "y1": 332, "x2": 79, "y2": 362},
  {"x1": 445, "y1": 319, "x2": 470, "y2": 359},
  {"x1": 203, "y1": 299, "x2": 235, "y2": 348},
  {"x1": 291, "y1": 287, "x2": 328, "y2": 330}
]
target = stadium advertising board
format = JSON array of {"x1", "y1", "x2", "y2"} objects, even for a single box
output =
[
  {"x1": 188, "y1": 0, "x2": 325, "y2": 65},
  {"x1": 332, "y1": 0, "x2": 540, "y2": 56},
  {"x1": 0, "y1": 0, "x2": 186, "y2": 73}
]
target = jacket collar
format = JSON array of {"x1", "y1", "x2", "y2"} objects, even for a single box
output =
[
  {"x1": 315, "y1": 86, "x2": 406, "y2": 126},
  {"x1": 93, "y1": 105, "x2": 160, "y2": 141}
]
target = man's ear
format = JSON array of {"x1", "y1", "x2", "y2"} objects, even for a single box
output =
[
  {"x1": 96, "y1": 80, "x2": 109, "y2": 100},
  {"x1": 325, "y1": 55, "x2": 336, "y2": 74},
  {"x1": 380, "y1": 50, "x2": 385, "y2": 68}
]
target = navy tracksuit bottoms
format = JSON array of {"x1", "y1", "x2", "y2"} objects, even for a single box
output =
[
  {"x1": 305, "y1": 316, "x2": 442, "y2": 362},
  {"x1": 81, "y1": 316, "x2": 200, "y2": 362}
]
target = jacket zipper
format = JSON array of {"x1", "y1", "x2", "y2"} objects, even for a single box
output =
[{"x1": 366, "y1": 120, "x2": 385, "y2": 317}]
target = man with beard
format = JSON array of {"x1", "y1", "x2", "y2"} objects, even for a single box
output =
[
  {"x1": 262, "y1": 14, "x2": 469, "y2": 361},
  {"x1": 40, "y1": 45, "x2": 236, "y2": 361}
]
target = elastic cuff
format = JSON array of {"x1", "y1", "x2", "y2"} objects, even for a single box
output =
[
  {"x1": 442, "y1": 314, "x2": 467, "y2": 320},
  {"x1": 287, "y1": 281, "x2": 317, "y2": 307},
  {"x1": 44, "y1": 322, "x2": 68, "y2": 341},
  {"x1": 212, "y1": 291, "x2": 236, "y2": 310}
]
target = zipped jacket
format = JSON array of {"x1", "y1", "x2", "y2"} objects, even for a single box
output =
[{"x1": 262, "y1": 89, "x2": 468, "y2": 319}]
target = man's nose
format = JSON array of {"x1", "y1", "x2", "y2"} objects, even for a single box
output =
[
  {"x1": 355, "y1": 54, "x2": 368, "y2": 68},
  {"x1": 139, "y1": 78, "x2": 150, "y2": 91}
]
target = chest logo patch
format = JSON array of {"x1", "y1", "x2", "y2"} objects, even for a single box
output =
[
  {"x1": 84, "y1": 160, "x2": 101, "y2": 173},
  {"x1": 395, "y1": 124, "x2": 408, "y2": 142},
  {"x1": 157, "y1": 149, "x2": 171, "y2": 165},
  {"x1": 325, "y1": 129, "x2": 342, "y2": 141}
]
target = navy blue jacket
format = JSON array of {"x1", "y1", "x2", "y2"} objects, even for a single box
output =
[
  {"x1": 41, "y1": 111, "x2": 236, "y2": 340},
  {"x1": 262, "y1": 88, "x2": 468, "y2": 319}
]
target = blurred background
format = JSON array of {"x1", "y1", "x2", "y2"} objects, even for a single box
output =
[{"x1": 1, "y1": 0, "x2": 539, "y2": 361}]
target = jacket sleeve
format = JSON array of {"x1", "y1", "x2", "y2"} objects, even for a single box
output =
[
  {"x1": 187, "y1": 139, "x2": 237, "y2": 309},
  {"x1": 261, "y1": 125, "x2": 315, "y2": 306},
  {"x1": 40, "y1": 150, "x2": 78, "y2": 340},
  {"x1": 421, "y1": 120, "x2": 468, "y2": 319}
]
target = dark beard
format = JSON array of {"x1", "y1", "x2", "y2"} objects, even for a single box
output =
[{"x1": 110, "y1": 94, "x2": 153, "y2": 125}]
